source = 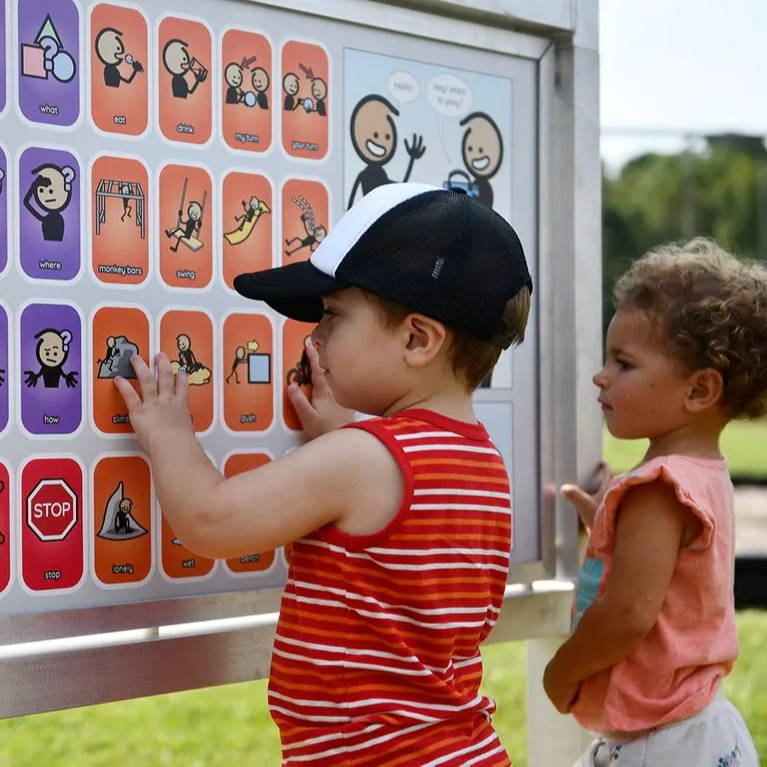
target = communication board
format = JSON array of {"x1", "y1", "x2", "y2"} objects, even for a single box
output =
[{"x1": 0, "y1": 0, "x2": 540, "y2": 630}]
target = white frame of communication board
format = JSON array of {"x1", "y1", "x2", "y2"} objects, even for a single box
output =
[{"x1": 0, "y1": 0, "x2": 601, "y2": 732}]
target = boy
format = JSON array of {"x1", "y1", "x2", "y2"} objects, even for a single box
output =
[{"x1": 116, "y1": 183, "x2": 532, "y2": 765}]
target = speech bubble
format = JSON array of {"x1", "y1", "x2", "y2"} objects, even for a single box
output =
[
  {"x1": 427, "y1": 74, "x2": 472, "y2": 118},
  {"x1": 387, "y1": 71, "x2": 418, "y2": 104}
]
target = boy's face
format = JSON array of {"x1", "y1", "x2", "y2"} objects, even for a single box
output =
[
  {"x1": 593, "y1": 310, "x2": 693, "y2": 440},
  {"x1": 311, "y1": 288, "x2": 405, "y2": 415}
]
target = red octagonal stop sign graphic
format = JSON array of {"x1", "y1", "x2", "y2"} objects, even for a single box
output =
[
  {"x1": 21, "y1": 457, "x2": 84, "y2": 591},
  {"x1": 27, "y1": 479, "x2": 78, "y2": 541}
]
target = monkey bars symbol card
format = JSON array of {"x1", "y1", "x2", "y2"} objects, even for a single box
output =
[
  {"x1": 17, "y1": 0, "x2": 80, "y2": 126},
  {"x1": 91, "y1": 155, "x2": 150, "y2": 285},
  {"x1": 90, "y1": 4, "x2": 149, "y2": 136},
  {"x1": 19, "y1": 147, "x2": 81, "y2": 281}
]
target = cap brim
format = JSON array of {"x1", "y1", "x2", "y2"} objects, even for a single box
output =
[{"x1": 233, "y1": 260, "x2": 349, "y2": 323}]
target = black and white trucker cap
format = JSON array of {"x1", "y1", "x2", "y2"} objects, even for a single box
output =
[{"x1": 233, "y1": 183, "x2": 532, "y2": 348}]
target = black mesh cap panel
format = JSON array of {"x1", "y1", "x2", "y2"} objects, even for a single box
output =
[{"x1": 335, "y1": 190, "x2": 531, "y2": 344}]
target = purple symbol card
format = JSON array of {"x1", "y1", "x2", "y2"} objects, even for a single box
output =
[
  {"x1": 17, "y1": 0, "x2": 80, "y2": 126},
  {"x1": 0, "y1": 304, "x2": 8, "y2": 433},
  {"x1": 1, "y1": 1, "x2": 6, "y2": 113},
  {"x1": 0, "y1": 146, "x2": 6, "y2": 274},
  {"x1": 19, "y1": 146, "x2": 80, "y2": 280},
  {"x1": 20, "y1": 302, "x2": 82, "y2": 435}
]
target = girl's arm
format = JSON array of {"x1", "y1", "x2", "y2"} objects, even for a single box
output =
[{"x1": 544, "y1": 481, "x2": 691, "y2": 712}]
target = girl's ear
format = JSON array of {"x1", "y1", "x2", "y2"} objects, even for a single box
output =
[
  {"x1": 684, "y1": 368, "x2": 724, "y2": 413},
  {"x1": 402, "y1": 314, "x2": 447, "y2": 368}
]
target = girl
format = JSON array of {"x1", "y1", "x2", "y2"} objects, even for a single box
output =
[{"x1": 544, "y1": 238, "x2": 764, "y2": 766}]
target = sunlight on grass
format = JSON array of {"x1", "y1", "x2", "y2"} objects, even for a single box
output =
[
  {"x1": 0, "y1": 612, "x2": 763, "y2": 765},
  {"x1": 603, "y1": 420, "x2": 767, "y2": 477}
]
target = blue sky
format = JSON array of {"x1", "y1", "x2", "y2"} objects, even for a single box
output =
[{"x1": 600, "y1": 0, "x2": 767, "y2": 169}]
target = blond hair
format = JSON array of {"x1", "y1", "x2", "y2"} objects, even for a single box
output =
[{"x1": 614, "y1": 237, "x2": 767, "y2": 418}]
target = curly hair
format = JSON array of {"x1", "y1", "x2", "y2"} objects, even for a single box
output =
[{"x1": 613, "y1": 237, "x2": 767, "y2": 419}]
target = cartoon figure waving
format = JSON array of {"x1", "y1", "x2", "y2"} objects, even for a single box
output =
[{"x1": 347, "y1": 94, "x2": 425, "y2": 208}]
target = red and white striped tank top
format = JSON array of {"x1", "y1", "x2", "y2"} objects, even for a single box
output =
[{"x1": 269, "y1": 409, "x2": 513, "y2": 766}]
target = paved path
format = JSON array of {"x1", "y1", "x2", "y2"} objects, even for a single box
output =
[{"x1": 734, "y1": 487, "x2": 767, "y2": 553}]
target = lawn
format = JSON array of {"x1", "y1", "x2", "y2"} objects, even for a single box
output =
[
  {"x1": 604, "y1": 418, "x2": 767, "y2": 478},
  {"x1": 0, "y1": 611, "x2": 763, "y2": 766}
]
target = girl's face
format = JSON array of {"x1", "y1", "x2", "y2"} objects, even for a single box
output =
[{"x1": 593, "y1": 310, "x2": 692, "y2": 440}]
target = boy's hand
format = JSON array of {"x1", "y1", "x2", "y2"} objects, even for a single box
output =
[
  {"x1": 561, "y1": 460, "x2": 612, "y2": 533},
  {"x1": 114, "y1": 353, "x2": 193, "y2": 456},
  {"x1": 287, "y1": 340, "x2": 355, "y2": 439},
  {"x1": 543, "y1": 655, "x2": 580, "y2": 714}
]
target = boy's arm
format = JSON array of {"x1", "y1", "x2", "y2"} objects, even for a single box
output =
[
  {"x1": 543, "y1": 481, "x2": 689, "y2": 713},
  {"x1": 116, "y1": 354, "x2": 399, "y2": 558}
]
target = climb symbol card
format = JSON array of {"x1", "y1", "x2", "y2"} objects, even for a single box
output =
[
  {"x1": 159, "y1": 163, "x2": 213, "y2": 289},
  {"x1": 91, "y1": 305, "x2": 150, "y2": 434}
]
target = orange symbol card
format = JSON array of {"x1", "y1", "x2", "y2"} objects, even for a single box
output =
[
  {"x1": 281, "y1": 178, "x2": 329, "y2": 267},
  {"x1": 282, "y1": 319, "x2": 315, "y2": 431},
  {"x1": 159, "y1": 163, "x2": 213, "y2": 288},
  {"x1": 91, "y1": 155, "x2": 149, "y2": 284},
  {"x1": 92, "y1": 305, "x2": 150, "y2": 434},
  {"x1": 221, "y1": 170, "x2": 272, "y2": 290},
  {"x1": 158, "y1": 16, "x2": 212, "y2": 144},
  {"x1": 92, "y1": 455, "x2": 152, "y2": 585},
  {"x1": 221, "y1": 28, "x2": 272, "y2": 152},
  {"x1": 222, "y1": 313, "x2": 274, "y2": 432},
  {"x1": 159, "y1": 309, "x2": 214, "y2": 433},
  {"x1": 223, "y1": 452, "x2": 275, "y2": 574},
  {"x1": 90, "y1": 4, "x2": 149, "y2": 136},
  {"x1": 281, "y1": 41, "x2": 328, "y2": 159},
  {"x1": 160, "y1": 514, "x2": 214, "y2": 580}
]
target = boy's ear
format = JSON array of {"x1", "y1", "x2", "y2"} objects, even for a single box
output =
[
  {"x1": 684, "y1": 368, "x2": 724, "y2": 413},
  {"x1": 402, "y1": 314, "x2": 447, "y2": 368}
]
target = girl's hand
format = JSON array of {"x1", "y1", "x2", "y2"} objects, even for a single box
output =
[
  {"x1": 114, "y1": 353, "x2": 193, "y2": 457},
  {"x1": 543, "y1": 655, "x2": 581, "y2": 714},
  {"x1": 561, "y1": 460, "x2": 613, "y2": 533},
  {"x1": 287, "y1": 340, "x2": 355, "y2": 439}
]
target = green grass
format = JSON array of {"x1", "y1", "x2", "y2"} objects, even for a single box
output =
[
  {"x1": 603, "y1": 419, "x2": 767, "y2": 477},
  {"x1": 0, "y1": 611, "x2": 764, "y2": 766}
]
